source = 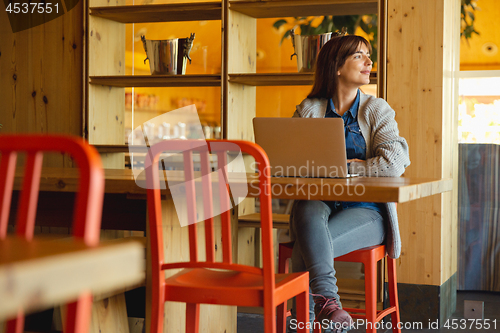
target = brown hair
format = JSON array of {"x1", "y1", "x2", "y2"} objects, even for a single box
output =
[{"x1": 308, "y1": 35, "x2": 372, "y2": 100}]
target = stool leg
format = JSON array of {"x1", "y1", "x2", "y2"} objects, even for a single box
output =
[
  {"x1": 296, "y1": 290, "x2": 309, "y2": 333},
  {"x1": 387, "y1": 258, "x2": 401, "y2": 333},
  {"x1": 277, "y1": 256, "x2": 290, "y2": 333},
  {"x1": 6, "y1": 311, "x2": 24, "y2": 333},
  {"x1": 364, "y1": 259, "x2": 377, "y2": 333},
  {"x1": 186, "y1": 303, "x2": 200, "y2": 333}
]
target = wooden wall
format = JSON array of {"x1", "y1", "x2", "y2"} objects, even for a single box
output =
[
  {"x1": 0, "y1": 1, "x2": 84, "y2": 168},
  {"x1": 387, "y1": 0, "x2": 459, "y2": 286}
]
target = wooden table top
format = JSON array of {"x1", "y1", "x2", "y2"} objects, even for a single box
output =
[
  {"x1": 0, "y1": 237, "x2": 145, "y2": 320},
  {"x1": 14, "y1": 168, "x2": 453, "y2": 203}
]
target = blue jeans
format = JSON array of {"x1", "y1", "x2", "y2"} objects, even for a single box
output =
[{"x1": 288, "y1": 200, "x2": 386, "y2": 331}]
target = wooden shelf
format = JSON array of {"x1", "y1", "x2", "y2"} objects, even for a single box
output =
[
  {"x1": 89, "y1": 74, "x2": 221, "y2": 87},
  {"x1": 94, "y1": 145, "x2": 148, "y2": 153},
  {"x1": 89, "y1": 2, "x2": 222, "y2": 23},
  {"x1": 229, "y1": 72, "x2": 377, "y2": 86},
  {"x1": 229, "y1": 0, "x2": 378, "y2": 18}
]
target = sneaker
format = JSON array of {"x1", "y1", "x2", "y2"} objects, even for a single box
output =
[{"x1": 312, "y1": 294, "x2": 353, "y2": 333}]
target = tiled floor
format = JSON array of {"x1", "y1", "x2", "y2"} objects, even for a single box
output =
[{"x1": 237, "y1": 291, "x2": 500, "y2": 332}]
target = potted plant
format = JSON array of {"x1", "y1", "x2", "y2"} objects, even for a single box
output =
[{"x1": 274, "y1": 0, "x2": 479, "y2": 66}]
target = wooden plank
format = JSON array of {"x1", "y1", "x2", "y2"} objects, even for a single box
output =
[
  {"x1": 221, "y1": 0, "x2": 229, "y2": 138},
  {"x1": 444, "y1": 0, "x2": 460, "y2": 287},
  {"x1": 87, "y1": 11, "x2": 126, "y2": 167},
  {"x1": 0, "y1": 0, "x2": 83, "y2": 168},
  {"x1": 238, "y1": 213, "x2": 290, "y2": 229},
  {"x1": 90, "y1": 2, "x2": 222, "y2": 23},
  {"x1": 229, "y1": 72, "x2": 377, "y2": 86},
  {"x1": 90, "y1": 74, "x2": 222, "y2": 87},
  {"x1": 128, "y1": 318, "x2": 144, "y2": 333},
  {"x1": 377, "y1": 0, "x2": 387, "y2": 99},
  {"x1": 225, "y1": 3, "x2": 257, "y2": 273},
  {"x1": 226, "y1": 9, "x2": 256, "y2": 141},
  {"x1": 0, "y1": 238, "x2": 144, "y2": 320},
  {"x1": 94, "y1": 145, "x2": 150, "y2": 153},
  {"x1": 229, "y1": 0, "x2": 378, "y2": 18},
  {"x1": 386, "y1": 0, "x2": 459, "y2": 286},
  {"x1": 90, "y1": 294, "x2": 130, "y2": 333}
]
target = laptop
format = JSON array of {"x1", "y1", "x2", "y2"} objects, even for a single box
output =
[{"x1": 253, "y1": 117, "x2": 357, "y2": 178}]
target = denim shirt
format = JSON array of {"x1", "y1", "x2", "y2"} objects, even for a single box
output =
[{"x1": 325, "y1": 90, "x2": 384, "y2": 214}]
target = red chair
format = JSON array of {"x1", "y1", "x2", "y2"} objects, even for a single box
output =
[
  {"x1": 277, "y1": 241, "x2": 401, "y2": 333},
  {"x1": 0, "y1": 134, "x2": 104, "y2": 333},
  {"x1": 145, "y1": 139, "x2": 309, "y2": 333}
]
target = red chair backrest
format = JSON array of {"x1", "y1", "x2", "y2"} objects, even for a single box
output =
[
  {"x1": 0, "y1": 134, "x2": 104, "y2": 245},
  {"x1": 145, "y1": 139, "x2": 275, "y2": 286}
]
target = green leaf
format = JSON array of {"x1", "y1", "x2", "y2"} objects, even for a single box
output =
[
  {"x1": 359, "y1": 20, "x2": 370, "y2": 33},
  {"x1": 300, "y1": 24, "x2": 312, "y2": 35},
  {"x1": 280, "y1": 29, "x2": 292, "y2": 45},
  {"x1": 273, "y1": 19, "x2": 288, "y2": 30}
]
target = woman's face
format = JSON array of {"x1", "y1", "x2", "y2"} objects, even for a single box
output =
[{"x1": 337, "y1": 43, "x2": 372, "y2": 89}]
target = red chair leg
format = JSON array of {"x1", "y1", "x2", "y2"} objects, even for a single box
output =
[
  {"x1": 6, "y1": 311, "x2": 24, "y2": 333},
  {"x1": 364, "y1": 258, "x2": 377, "y2": 333},
  {"x1": 65, "y1": 293, "x2": 93, "y2": 333},
  {"x1": 277, "y1": 243, "x2": 294, "y2": 333},
  {"x1": 264, "y1": 303, "x2": 277, "y2": 333},
  {"x1": 387, "y1": 258, "x2": 401, "y2": 333},
  {"x1": 277, "y1": 300, "x2": 287, "y2": 333},
  {"x1": 186, "y1": 303, "x2": 200, "y2": 333},
  {"x1": 295, "y1": 290, "x2": 309, "y2": 333},
  {"x1": 277, "y1": 255, "x2": 290, "y2": 333},
  {"x1": 151, "y1": 288, "x2": 165, "y2": 333}
]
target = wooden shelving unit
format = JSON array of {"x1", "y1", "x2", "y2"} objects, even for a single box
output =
[
  {"x1": 86, "y1": 0, "x2": 384, "y2": 158},
  {"x1": 89, "y1": 2, "x2": 222, "y2": 23},
  {"x1": 85, "y1": 0, "x2": 385, "y2": 161}
]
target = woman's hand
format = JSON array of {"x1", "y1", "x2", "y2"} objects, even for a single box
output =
[{"x1": 347, "y1": 158, "x2": 364, "y2": 163}]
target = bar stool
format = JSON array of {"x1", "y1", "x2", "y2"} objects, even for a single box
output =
[{"x1": 277, "y1": 242, "x2": 401, "y2": 333}]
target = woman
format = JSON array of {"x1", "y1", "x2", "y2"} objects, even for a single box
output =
[{"x1": 289, "y1": 34, "x2": 410, "y2": 332}]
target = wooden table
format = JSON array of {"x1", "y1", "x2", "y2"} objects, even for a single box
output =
[
  {"x1": 12, "y1": 168, "x2": 452, "y2": 331},
  {"x1": 14, "y1": 167, "x2": 452, "y2": 203},
  {"x1": 0, "y1": 237, "x2": 144, "y2": 321}
]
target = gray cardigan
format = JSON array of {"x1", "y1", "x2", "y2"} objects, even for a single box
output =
[{"x1": 292, "y1": 92, "x2": 410, "y2": 259}]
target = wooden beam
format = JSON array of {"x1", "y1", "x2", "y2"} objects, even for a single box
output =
[
  {"x1": 229, "y1": 72, "x2": 377, "y2": 86},
  {"x1": 90, "y1": 2, "x2": 222, "y2": 23},
  {"x1": 90, "y1": 75, "x2": 222, "y2": 87},
  {"x1": 230, "y1": 0, "x2": 378, "y2": 18}
]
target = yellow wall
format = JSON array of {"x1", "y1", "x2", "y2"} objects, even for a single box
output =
[{"x1": 460, "y1": 0, "x2": 500, "y2": 70}]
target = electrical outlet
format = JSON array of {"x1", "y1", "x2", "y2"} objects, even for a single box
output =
[{"x1": 464, "y1": 300, "x2": 484, "y2": 320}]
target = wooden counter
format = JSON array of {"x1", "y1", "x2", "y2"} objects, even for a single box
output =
[
  {"x1": 0, "y1": 237, "x2": 144, "y2": 321},
  {"x1": 14, "y1": 167, "x2": 452, "y2": 203}
]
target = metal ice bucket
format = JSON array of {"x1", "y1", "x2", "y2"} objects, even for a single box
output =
[
  {"x1": 290, "y1": 30, "x2": 332, "y2": 73},
  {"x1": 141, "y1": 33, "x2": 195, "y2": 75}
]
